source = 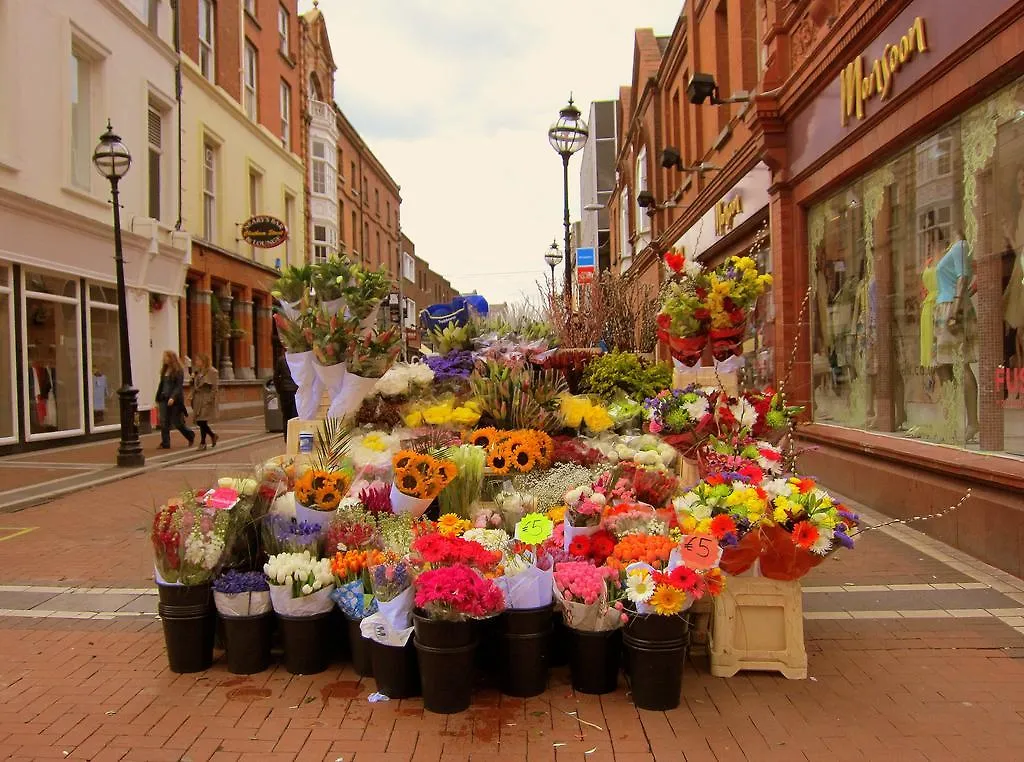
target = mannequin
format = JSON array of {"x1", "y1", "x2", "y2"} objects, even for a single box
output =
[
  {"x1": 812, "y1": 251, "x2": 833, "y2": 394},
  {"x1": 933, "y1": 229, "x2": 979, "y2": 441},
  {"x1": 1002, "y1": 165, "x2": 1024, "y2": 382},
  {"x1": 93, "y1": 369, "x2": 108, "y2": 424}
]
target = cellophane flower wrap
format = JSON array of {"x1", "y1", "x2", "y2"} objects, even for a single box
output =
[
  {"x1": 324, "y1": 499, "x2": 380, "y2": 554},
  {"x1": 495, "y1": 544, "x2": 554, "y2": 610},
  {"x1": 622, "y1": 560, "x2": 725, "y2": 617},
  {"x1": 329, "y1": 549, "x2": 387, "y2": 619},
  {"x1": 264, "y1": 551, "x2": 335, "y2": 616},
  {"x1": 213, "y1": 570, "x2": 271, "y2": 617},
  {"x1": 552, "y1": 561, "x2": 624, "y2": 631},
  {"x1": 362, "y1": 559, "x2": 415, "y2": 644},
  {"x1": 262, "y1": 514, "x2": 322, "y2": 556},
  {"x1": 152, "y1": 489, "x2": 238, "y2": 585},
  {"x1": 414, "y1": 564, "x2": 506, "y2": 621}
]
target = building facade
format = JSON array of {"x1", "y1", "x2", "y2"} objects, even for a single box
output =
[
  {"x1": 0, "y1": 0, "x2": 189, "y2": 453},
  {"x1": 178, "y1": 0, "x2": 305, "y2": 414},
  {"x1": 608, "y1": 0, "x2": 1024, "y2": 575},
  {"x1": 578, "y1": 101, "x2": 618, "y2": 275}
]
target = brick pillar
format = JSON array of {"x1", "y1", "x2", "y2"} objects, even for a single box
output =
[
  {"x1": 218, "y1": 288, "x2": 235, "y2": 381},
  {"x1": 255, "y1": 293, "x2": 274, "y2": 378},
  {"x1": 235, "y1": 286, "x2": 254, "y2": 380},
  {"x1": 769, "y1": 183, "x2": 811, "y2": 412},
  {"x1": 977, "y1": 168, "x2": 1003, "y2": 452}
]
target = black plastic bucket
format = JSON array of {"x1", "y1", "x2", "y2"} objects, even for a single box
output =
[
  {"x1": 414, "y1": 639, "x2": 478, "y2": 714},
  {"x1": 623, "y1": 613, "x2": 690, "y2": 710},
  {"x1": 413, "y1": 610, "x2": 476, "y2": 649},
  {"x1": 278, "y1": 612, "x2": 332, "y2": 675},
  {"x1": 548, "y1": 611, "x2": 569, "y2": 667},
  {"x1": 221, "y1": 613, "x2": 274, "y2": 675},
  {"x1": 474, "y1": 614, "x2": 502, "y2": 685},
  {"x1": 160, "y1": 609, "x2": 214, "y2": 673},
  {"x1": 499, "y1": 604, "x2": 552, "y2": 698},
  {"x1": 370, "y1": 639, "x2": 421, "y2": 699},
  {"x1": 346, "y1": 616, "x2": 373, "y2": 677},
  {"x1": 157, "y1": 582, "x2": 211, "y2": 608},
  {"x1": 567, "y1": 627, "x2": 621, "y2": 695},
  {"x1": 330, "y1": 607, "x2": 352, "y2": 662}
]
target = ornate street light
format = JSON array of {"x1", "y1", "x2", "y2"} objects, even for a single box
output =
[
  {"x1": 93, "y1": 120, "x2": 144, "y2": 468},
  {"x1": 548, "y1": 96, "x2": 588, "y2": 307},
  {"x1": 543, "y1": 240, "x2": 563, "y2": 293}
]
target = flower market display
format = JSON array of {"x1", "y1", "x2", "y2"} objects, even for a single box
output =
[{"x1": 150, "y1": 251, "x2": 857, "y2": 714}]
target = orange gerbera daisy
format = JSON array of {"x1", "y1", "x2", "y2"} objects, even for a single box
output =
[{"x1": 791, "y1": 520, "x2": 819, "y2": 549}]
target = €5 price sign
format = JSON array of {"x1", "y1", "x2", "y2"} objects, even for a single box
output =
[
  {"x1": 678, "y1": 534, "x2": 723, "y2": 570},
  {"x1": 515, "y1": 513, "x2": 554, "y2": 545}
]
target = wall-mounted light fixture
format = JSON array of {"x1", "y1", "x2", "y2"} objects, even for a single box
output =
[{"x1": 686, "y1": 72, "x2": 752, "y2": 106}]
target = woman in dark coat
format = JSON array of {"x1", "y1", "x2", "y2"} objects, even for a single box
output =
[{"x1": 156, "y1": 350, "x2": 195, "y2": 449}]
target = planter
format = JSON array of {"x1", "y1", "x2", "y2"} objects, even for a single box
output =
[
  {"x1": 757, "y1": 524, "x2": 827, "y2": 581},
  {"x1": 160, "y1": 605, "x2": 215, "y2": 673},
  {"x1": 413, "y1": 610, "x2": 476, "y2": 649},
  {"x1": 548, "y1": 610, "x2": 569, "y2": 667},
  {"x1": 710, "y1": 575, "x2": 806, "y2": 679},
  {"x1": 370, "y1": 639, "x2": 421, "y2": 699},
  {"x1": 498, "y1": 604, "x2": 552, "y2": 698},
  {"x1": 221, "y1": 613, "x2": 274, "y2": 675},
  {"x1": 278, "y1": 612, "x2": 332, "y2": 675},
  {"x1": 414, "y1": 638, "x2": 478, "y2": 714},
  {"x1": 475, "y1": 614, "x2": 502, "y2": 685},
  {"x1": 567, "y1": 627, "x2": 621, "y2": 695},
  {"x1": 623, "y1": 614, "x2": 690, "y2": 710},
  {"x1": 157, "y1": 581, "x2": 211, "y2": 608},
  {"x1": 346, "y1": 615, "x2": 374, "y2": 677}
]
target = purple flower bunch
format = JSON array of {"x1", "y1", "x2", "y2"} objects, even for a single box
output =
[
  {"x1": 370, "y1": 560, "x2": 410, "y2": 602},
  {"x1": 213, "y1": 569, "x2": 269, "y2": 594},
  {"x1": 424, "y1": 350, "x2": 476, "y2": 381},
  {"x1": 267, "y1": 515, "x2": 322, "y2": 554}
]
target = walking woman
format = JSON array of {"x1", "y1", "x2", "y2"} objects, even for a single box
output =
[
  {"x1": 156, "y1": 350, "x2": 195, "y2": 449},
  {"x1": 190, "y1": 353, "x2": 219, "y2": 449}
]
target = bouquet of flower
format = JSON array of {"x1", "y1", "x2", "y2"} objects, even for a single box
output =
[
  {"x1": 370, "y1": 559, "x2": 412, "y2": 603},
  {"x1": 374, "y1": 361, "x2": 435, "y2": 398},
  {"x1": 376, "y1": 512, "x2": 423, "y2": 556},
  {"x1": 742, "y1": 388, "x2": 804, "y2": 443},
  {"x1": 565, "y1": 528, "x2": 616, "y2": 565},
  {"x1": 213, "y1": 569, "x2": 271, "y2": 617},
  {"x1": 601, "y1": 502, "x2": 667, "y2": 540},
  {"x1": 606, "y1": 533, "x2": 677, "y2": 571},
  {"x1": 552, "y1": 561, "x2": 625, "y2": 631},
  {"x1": 347, "y1": 326, "x2": 402, "y2": 379},
  {"x1": 264, "y1": 550, "x2": 335, "y2": 616},
  {"x1": 470, "y1": 361, "x2": 566, "y2": 433},
  {"x1": 698, "y1": 435, "x2": 782, "y2": 481},
  {"x1": 559, "y1": 395, "x2": 614, "y2": 434},
  {"x1": 403, "y1": 397, "x2": 482, "y2": 429},
  {"x1": 623, "y1": 563, "x2": 724, "y2": 616},
  {"x1": 325, "y1": 500, "x2": 380, "y2": 553},
  {"x1": 152, "y1": 492, "x2": 236, "y2": 585},
  {"x1": 465, "y1": 428, "x2": 553, "y2": 475},
  {"x1": 644, "y1": 387, "x2": 712, "y2": 450},
  {"x1": 273, "y1": 309, "x2": 315, "y2": 353},
  {"x1": 294, "y1": 468, "x2": 351, "y2": 515},
  {"x1": 423, "y1": 350, "x2": 477, "y2": 383},
  {"x1": 263, "y1": 515, "x2": 322, "y2": 555},
  {"x1": 348, "y1": 431, "x2": 400, "y2": 475},
  {"x1": 563, "y1": 485, "x2": 607, "y2": 528},
  {"x1": 513, "y1": 462, "x2": 594, "y2": 512},
  {"x1": 612, "y1": 461, "x2": 679, "y2": 507},
  {"x1": 437, "y1": 445, "x2": 486, "y2": 519},
  {"x1": 272, "y1": 263, "x2": 314, "y2": 309},
  {"x1": 330, "y1": 548, "x2": 388, "y2": 619},
  {"x1": 705, "y1": 255, "x2": 772, "y2": 360},
  {"x1": 435, "y1": 513, "x2": 472, "y2": 537},
  {"x1": 414, "y1": 564, "x2": 506, "y2": 621},
  {"x1": 672, "y1": 475, "x2": 768, "y2": 574},
  {"x1": 390, "y1": 450, "x2": 458, "y2": 516},
  {"x1": 550, "y1": 436, "x2": 605, "y2": 467},
  {"x1": 657, "y1": 253, "x2": 711, "y2": 366},
  {"x1": 410, "y1": 533, "x2": 502, "y2": 574}
]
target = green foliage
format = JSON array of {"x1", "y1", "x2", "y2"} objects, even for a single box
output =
[
  {"x1": 271, "y1": 264, "x2": 314, "y2": 303},
  {"x1": 312, "y1": 417, "x2": 353, "y2": 473},
  {"x1": 580, "y1": 351, "x2": 672, "y2": 402},
  {"x1": 470, "y1": 361, "x2": 567, "y2": 432}
]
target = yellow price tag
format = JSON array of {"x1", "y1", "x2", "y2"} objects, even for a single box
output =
[{"x1": 515, "y1": 513, "x2": 554, "y2": 545}]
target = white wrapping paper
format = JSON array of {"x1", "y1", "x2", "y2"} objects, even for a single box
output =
[
  {"x1": 286, "y1": 351, "x2": 324, "y2": 420},
  {"x1": 362, "y1": 587, "x2": 415, "y2": 645},
  {"x1": 322, "y1": 297, "x2": 346, "y2": 316},
  {"x1": 713, "y1": 354, "x2": 746, "y2": 373},
  {"x1": 361, "y1": 611, "x2": 414, "y2": 647},
  {"x1": 269, "y1": 583, "x2": 335, "y2": 616},
  {"x1": 312, "y1": 361, "x2": 348, "y2": 419},
  {"x1": 329, "y1": 372, "x2": 379, "y2": 421},
  {"x1": 497, "y1": 565, "x2": 553, "y2": 610},
  {"x1": 279, "y1": 299, "x2": 301, "y2": 320},
  {"x1": 389, "y1": 484, "x2": 432, "y2": 517},
  {"x1": 563, "y1": 523, "x2": 600, "y2": 553},
  {"x1": 552, "y1": 584, "x2": 623, "y2": 632},
  {"x1": 214, "y1": 590, "x2": 272, "y2": 617},
  {"x1": 293, "y1": 502, "x2": 331, "y2": 532}
]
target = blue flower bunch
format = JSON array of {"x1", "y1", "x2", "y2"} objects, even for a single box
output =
[
  {"x1": 370, "y1": 560, "x2": 411, "y2": 602},
  {"x1": 424, "y1": 350, "x2": 476, "y2": 381},
  {"x1": 213, "y1": 569, "x2": 269, "y2": 594},
  {"x1": 267, "y1": 515, "x2": 322, "y2": 554}
]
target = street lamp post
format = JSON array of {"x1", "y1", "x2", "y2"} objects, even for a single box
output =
[
  {"x1": 548, "y1": 97, "x2": 588, "y2": 309},
  {"x1": 543, "y1": 240, "x2": 563, "y2": 297},
  {"x1": 93, "y1": 120, "x2": 144, "y2": 468}
]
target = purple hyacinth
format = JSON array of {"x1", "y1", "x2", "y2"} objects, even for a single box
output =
[
  {"x1": 833, "y1": 531, "x2": 855, "y2": 549},
  {"x1": 213, "y1": 569, "x2": 269, "y2": 594},
  {"x1": 424, "y1": 350, "x2": 476, "y2": 381}
]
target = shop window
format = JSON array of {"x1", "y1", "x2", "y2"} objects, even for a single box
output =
[
  {"x1": 23, "y1": 271, "x2": 82, "y2": 437},
  {"x1": 87, "y1": 284, "x2": 120, "y2": 430},
  {"x1": 0, "y1": 267, "x2": 14, "y2": 442},
  {"x1": 808, "y1": 77, "x2": 1024, "y2": 456},
  {"x1": 742, "y1": 226, "x2": 774, "y2": 389},
  {"x1": 70, "y1": 46, "x2": 94, "y2": 190}
]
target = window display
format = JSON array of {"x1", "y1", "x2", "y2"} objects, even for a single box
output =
[
  {"x1": 0, "y1": 267, "x2": 14, "y2": 441},
  {"x1": 89, "y1": 284, "x2": 120, "y2": 429},
  {"x1": 809, "y1": 77, "x2": 1024, "y2": 456}
]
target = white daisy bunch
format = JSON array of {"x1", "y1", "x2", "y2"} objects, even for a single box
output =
[
  {"x1": 264, "y1": 551, "x2": 334, "y2": 598},
  {"x1": 374, "y1": 362, "x2": 434, "y2": 397}
]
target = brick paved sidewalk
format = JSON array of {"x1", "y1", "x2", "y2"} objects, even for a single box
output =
[{"x1": 1, "y1": 475, "x2": 1023, "y2": 761}]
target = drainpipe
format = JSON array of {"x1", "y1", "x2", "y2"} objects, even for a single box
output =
[{"x1": 171, "y1": 0, "x2": 183, "y2": 231}]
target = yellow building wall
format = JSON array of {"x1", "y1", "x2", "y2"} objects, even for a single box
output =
[{"x1": 180, "y1": 59, "x2": 305, "y2": 269}]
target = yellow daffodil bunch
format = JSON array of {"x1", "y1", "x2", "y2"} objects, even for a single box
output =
[
  {"x1": 403, "y1": 398, "x2": 482, "y2": 429},
  {"x1": 559, "y1": 394, "x2": 614, "y2": 433}
]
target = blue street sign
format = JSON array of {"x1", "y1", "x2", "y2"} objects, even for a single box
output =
[{"x1": 576, "y1": 247, "x2": 595, "y2": 268}]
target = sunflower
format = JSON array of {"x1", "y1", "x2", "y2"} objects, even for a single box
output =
[
  {"x1": 331, "y1": 472, "x2": 352, "y2": 497},
  {"x1": 487, "y1": 448, "x2": 511, "y2": 475},
  {"x1": 315, "y1": 485, "x2": 342, "y2": 510},
  {"x1": 411, "y1": 454, "x2": 435, "y2": 476},
  {"x1": 397, "y1": 469, "x2": 425, "y2": 497},
  {"x1": 512, "y1": 446, "x2": 537, "y2": 473},
  {"x1": 393, "y1": 450, "x2": 417, "y2": 471},
  {"x1": 502, "y1": 430, "x2": 530, "y2": 453},
  {"x1": 649, "y1": 584, "x2": 687, "y2": 615},
  {"x1": 435, "y1": 461, "x2": 458, "y2": 485},
  {"x1": 466, "y1": 427, "x2": 499, "y2": 450},
  {"x1": 530, "y1": 431, "x2": 553, "y2": 465}
]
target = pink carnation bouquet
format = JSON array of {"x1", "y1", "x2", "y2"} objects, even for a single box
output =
[
  {"x1": 552, "y1": 561, "x2": 626, "y2": 631},
  {"x1": 413, "y1": 564, "x2": 506, "y2": 621}
]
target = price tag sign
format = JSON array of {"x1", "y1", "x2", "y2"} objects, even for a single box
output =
[
  {"x1": 678, "y1": 534, "x2": 723, "y2": 570},
  {"x1": 515, "y1": 513, "x2": 554, "y2": 545}
]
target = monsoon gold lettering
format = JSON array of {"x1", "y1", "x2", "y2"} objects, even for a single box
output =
[
  {"x1": 715, "y1": 196, "x2": 743, "y2": 236},
  {"x1": 840, "y1": 16, "x2": 927, "y2": 126}
]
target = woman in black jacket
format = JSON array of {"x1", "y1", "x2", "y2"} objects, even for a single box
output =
[{"x1": 156, "y1": 350, "x2": 195, "y2": 449}]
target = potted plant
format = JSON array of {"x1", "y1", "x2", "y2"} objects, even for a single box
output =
[
  {"x1": 213, "y1": 570, "x2": 273, "y2": 675},
  {"x1": 265, "y1": 551, "x2": 335, "y2": 675}
]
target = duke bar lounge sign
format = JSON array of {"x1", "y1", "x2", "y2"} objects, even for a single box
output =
[{"x1": 840, "y1": 16, "x2": 928, "y2": 126}]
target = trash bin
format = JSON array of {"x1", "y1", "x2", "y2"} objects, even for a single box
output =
[{"x1": 264, "y1": 379, "x2": 283, "y2": 433}]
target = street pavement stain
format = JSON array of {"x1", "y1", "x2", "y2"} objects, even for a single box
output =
[
  {"x1": 219, "y1": 678, "x2": 249, "y2": 688},
  {"x1": 320, "y1": 680, "x2": 361, "y2": 707},
  {"x1": 225, "y1": 687, "x2": 273, "y2": 701}
]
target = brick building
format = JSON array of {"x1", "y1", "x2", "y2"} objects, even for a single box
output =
[
  {"x1": 178, "y1": 0, "x2": 305, "y2": 417},
  {"x1": 608, "y1": 0, "x2": 1024, "y2": 576},
  {"x1": 397, "y1": 233, "x2": 457, "y2": 352}
]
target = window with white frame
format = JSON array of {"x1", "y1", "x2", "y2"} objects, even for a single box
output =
[
  {"x1": 86, "y1": 283, "x2": 120, "y2": 430},
  {"x1": 404, "y1": 298, "x2": 417, "y2": 329},
  {"x1": 243, "y1": 41, "x2": 257, "y2": 120},
  {"x1": 402, "y1": 252, "x2": 415, "y2": 283},
  {"x1": 199, "y1": 0, "x2": 215, "y2": 81},
  {"x1": 278, "y1": 5, "x2": 289, "y2": 55},
  {"x1": 248, "y1": 169, "x2": 261, "y2": 217},
  {"x1": 0, "y1": 266, "x2": 15, "y2": 442},
  {"x1": 279, "y1": 80, "x2": 291, "y2": 150},
  {"x1": 311, "y1": 140, "x2": 327, "y2": 194},
  {"x1": 202, "y1": 140, "x2": 217, "y2": 241},
  {"x1": 313, "y1": 225, "x2": 328, "y2": 263},
  {"x1": 147, "y1": 102, "x2": 164, "y2": 221},
  {"x1": 635, "y1": 147, "x2": 650, "y2": 235},
  {"x1": 69, "y1": 46, "x2": 94, "y2": 190}
]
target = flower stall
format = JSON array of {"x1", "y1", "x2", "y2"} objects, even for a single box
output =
[{"x1": 149, "y1": 253, "x2": 859, "y2": 714}]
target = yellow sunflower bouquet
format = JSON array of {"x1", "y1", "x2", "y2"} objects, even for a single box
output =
[
  {"x1": 466, "y1": 428, "x2": 553, "y2": 475},
  {"x1": 390, "y1": 450, "x2": 460, "y2": 518},
  {"x1": 293, "y1": 469, "x2": 352, "y2": 512}
]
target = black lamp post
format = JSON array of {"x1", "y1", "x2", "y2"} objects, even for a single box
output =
[
  {"x1": 543, "y1": 240, "x2": 563, "y2": 296},
  {"x1": 548, "y1": 97, "x2": 588, "y2": 308},
  {"x1": 93, "y1": 120, "x2": 144, "y2": 468}
]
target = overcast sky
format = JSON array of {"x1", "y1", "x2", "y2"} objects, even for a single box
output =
[{"x1": 300, "y1": 0, "x2": 683, "y2": 306}]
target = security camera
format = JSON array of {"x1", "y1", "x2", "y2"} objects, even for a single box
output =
[
  {"x1": 687, "y1": 73, "x2": 719, "y2": 105},
  {"x1": 661, "y1": 147, "x2": 682, "y2": 170},
  {"x1": 636, "y1": 191, "x2": 656, "y2": 208}
]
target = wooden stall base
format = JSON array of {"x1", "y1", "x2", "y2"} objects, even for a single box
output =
[{"x1": 673, "y1": 367, "x2": 738, "y2": 397}]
